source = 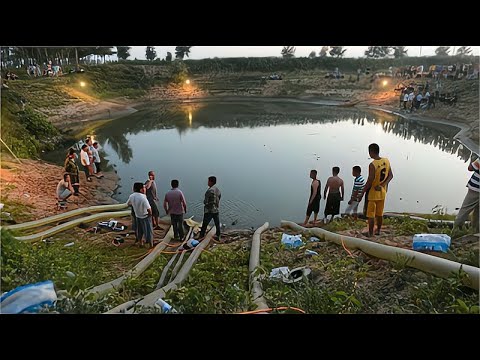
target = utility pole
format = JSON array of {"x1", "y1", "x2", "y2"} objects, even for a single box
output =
[{"x1": 419, "y1": 46, "x2": 422, "y2": 57}]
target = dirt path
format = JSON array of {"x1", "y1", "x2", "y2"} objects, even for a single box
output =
[{"x1": 0, "y1": 156, "x2": 119, "y2": 222}]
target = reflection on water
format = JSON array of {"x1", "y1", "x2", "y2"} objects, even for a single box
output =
[
  {"x1": 93, "y1": 101, "x2": 475, "y2": 228},
  {"x1": 99, "y1": 102, "x2": 473, "y2": 164}
]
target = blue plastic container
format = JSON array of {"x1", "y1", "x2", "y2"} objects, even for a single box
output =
[
  {"x1": 281, "y1": 234, "x2": 304, "y2": 249},
  {"x1": 412, "y1": 234, "x2": 451, "y2": 253}
]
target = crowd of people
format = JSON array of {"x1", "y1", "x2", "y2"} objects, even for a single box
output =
[
  {"x1": 56, "y1": 137, "x2": 103, "y2": 208},
  {"x1": 27, "y1": 61, "x2": 62, "y2": 77}
]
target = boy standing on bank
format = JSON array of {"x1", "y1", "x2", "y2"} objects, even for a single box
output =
[{"x1": 344, "y1": 166, "x2": 365, "y2": 221}]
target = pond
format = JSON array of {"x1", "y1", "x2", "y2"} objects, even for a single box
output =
[{"x1": 88, "y1": 100, "x2": 473, "y2": 229}]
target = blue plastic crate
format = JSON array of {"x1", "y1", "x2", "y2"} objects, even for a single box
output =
[{"x1": 412, "y1": 234, "x2": 451, "y2": 253}]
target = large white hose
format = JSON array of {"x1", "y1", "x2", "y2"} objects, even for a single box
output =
[
  {"x1": 3, "y1": 203, "x2": 129, "y2": 231},
  {"x1": 248, "y1": 222, "x2": 269, "y2": 311},
  {"x1": 155, "y1": 226, "x2": 194, "y2": 290},
  {"x1": 11, "y1": 210, "x2": 131, "y2": 242},
  {"x1": 106, "y1": 227, "x2": 215, "y2": 313},
  {"x1": 87, "y1": 226, "x2": 173, "y2": 298},
  {"x1": 281, "y1": 221, "x2": 479, "y2": 290}
]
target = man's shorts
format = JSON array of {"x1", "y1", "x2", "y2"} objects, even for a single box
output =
[
  {"x1": 58, "y1": 189, "x2": 72, "y2": 200},
  {"x1": 345, "y1": 200, "x2": 360, "y2": 215},
  {"x1": 306, "y1": 198, "x2": 321, "y2": 216},
  {"x1": 367, "y1": 199, "x2": 385, "y2": 218}
]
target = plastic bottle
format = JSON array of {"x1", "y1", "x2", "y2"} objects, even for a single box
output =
[
  {"x1": 412, "y1": 234, "x2": 451, "y2": 253},
  {"x1": 154, "y1": 298, "x2": 177, "y2": 313}
]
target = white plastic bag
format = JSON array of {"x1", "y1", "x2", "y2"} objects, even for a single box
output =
[{"x1": 269, "y1": 266, "x2": 290, "y2": 279}]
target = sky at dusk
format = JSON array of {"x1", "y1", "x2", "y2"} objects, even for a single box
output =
[{"x1": 127, "y1": 46, "x2": 479, "y2": 60}]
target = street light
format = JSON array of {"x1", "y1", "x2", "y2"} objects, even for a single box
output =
[
  {"x1": 185, "y1": 79, "x2": 190, "y2": 85},
  {"x1": 382, "y1": 80, "x2": 388, "y2": 87},
  {"x1": 80, "y1": 81, "x2": 86, "y2": 87}
]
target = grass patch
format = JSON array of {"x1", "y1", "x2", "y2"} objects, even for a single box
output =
[
  {"x1": 165, "y1": 240, "x2": 253, "y2": 314},
  {"x1": 257, "y1": 229, "x2": 478, "y2": 314},
  {"x1": 1, "y1": 228, "x2": 149, "y2": 293},
  {"x1": 323, "y1": 217, "x2": 365, "y2": 232},
  {"x1": 2, "y1": 223, "x2": 478, "y2": 314},
  {"x1": 409, "y1": 213, "x2": 456, "y2": 221}
]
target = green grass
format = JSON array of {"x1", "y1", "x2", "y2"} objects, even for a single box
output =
[
  {"x1": 165, "y1": 241, "x2": 253, "y2": 314},
  {"x1": 2, "y1": 215, "x2": 478, "y2": 313},
  {"x1": 408, "y1": 213, "x2": 456, "y2": 221},
  {"x1": 257, "y1": 229, "x2": 479, "y2": 314}
]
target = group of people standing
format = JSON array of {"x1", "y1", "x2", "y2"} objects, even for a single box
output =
[
  {"x1": 55, "y1": 138, "x2": 478, "y2": 247},
  {"x1": 80, "y1": 138, "x2": 103, "y2": 182},
  {"x1": 56, "y1": 137, "x2": 103, "y2": 206},
  {"x1": 128, "y1": 173, "x2": 222, "y2": 248},
  {"x1": 302, "y1": 141, "x2": 479, "y2": 237},
  {"x1": 303, "y1": 143, "x2": 394, "y2": 238}
]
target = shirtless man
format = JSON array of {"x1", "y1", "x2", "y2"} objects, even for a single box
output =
[
  {"x1": 303, "y1": 169, "x2": 321, "y2": 226},
  {"x1": 323, "y1": 167, "x2": 344, "y2": 223}
]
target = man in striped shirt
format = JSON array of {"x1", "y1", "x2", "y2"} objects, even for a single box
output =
[
  {"x1": 344, "y1": 166, "x2": 365, "y2": 221},
  {"x1": 454, "y1": 158, "x2": 479, "y2": 233}
]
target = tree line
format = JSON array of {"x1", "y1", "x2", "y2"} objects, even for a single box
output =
[
  {"x1": 0, "y1": 47, "x2": 194, "y2": 69},
  {"x1": 1, "y1": 46, "x2": 474, "y2": 69},
  {"x1": 283, "y1": 46, "x2": 474, "y2": 59}
]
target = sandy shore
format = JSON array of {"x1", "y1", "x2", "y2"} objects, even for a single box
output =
[{"x1": 49, "y1": 98, "x2": 139, "y2": 129}]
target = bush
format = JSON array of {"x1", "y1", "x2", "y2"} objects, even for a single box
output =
[{"x1": 0, "y1": 90, "x2": 60, "y2": 157}]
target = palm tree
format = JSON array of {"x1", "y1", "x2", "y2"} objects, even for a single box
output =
[
  {"x1": 329, "y1": 46, "x2": 347, "y2": 58},
  {"x1": 281, "y1": 46, "x2": 296, "y2": 58},
  {"x1": 456, "y1": 46, "x2": 473, "y2": 56},
  {"x1": 435, "y1": 47, "x2": 451, "y2": 56},
  {"x1": 175, "y1": 46, "x2": 192, "y2": 60}
]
